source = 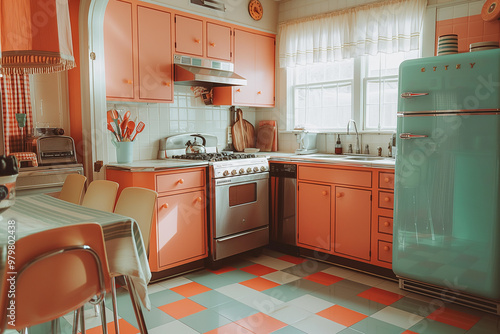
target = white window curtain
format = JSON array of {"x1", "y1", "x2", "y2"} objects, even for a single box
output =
[{"x1": 278, "y1": 0, "x2": 427, "y2": 68}]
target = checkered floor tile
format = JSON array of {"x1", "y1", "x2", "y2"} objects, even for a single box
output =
[{"x1": 26, "y1": 248, "x2": 500, "y2": 333}]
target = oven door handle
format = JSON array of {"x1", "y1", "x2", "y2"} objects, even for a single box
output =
[{"x1": 216, "y1": 226, "x2": 269, "y2": 243}]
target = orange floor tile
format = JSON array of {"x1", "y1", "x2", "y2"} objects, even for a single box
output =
[
  {"x1": 304, "y1": 271, "x2": 343, "y2": 285},
  {"x1": 240, "y1": 263, "x2": 277, "y2": 276},
  {"x1": 357, "y1": 287, "x2": 405, "y2": 305},
  {"x1": 239, "y1": 277, "x2": 281, "y2": 291},
  {"x1": 235, "y1": 312, "x2": 287, "y2": 334},
  {"x1": 317, "y1": 304, "x2": 367, "y2": 327},
  {"x1": 427, "y1": 306, "x2": 481, "y2": 330},
  {"x1": 205, "y1": 322, "x2": 255, "y2": 334},
  {"x1": 207, "y1": 266, "x2": 237, "y2": 275},
  {"x1": 158, "y1": 298, "x2": 207, "y2": 319},
  {"x1": 84, "y1": 319, "x2": 138, "y2": 334},
  {"x1": 170, "y1": 281, "x2": 212, "y2": 297},
  {"x1": 278, "y1": 255, "x2": 307, "y2": 264}
]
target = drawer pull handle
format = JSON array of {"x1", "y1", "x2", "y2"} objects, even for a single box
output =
[
  {"x1": 210, "y1": 42, "x2": 215, "y2": 47},
  {"x1": 161, "y1": 203, "x2": 169, "y2": 209},
  {"x1": 321, "y1": 190, "x2": 328, "y2": 196},
  {"x1": 384, "y1": 177, "x2": 390, "y2": 183},
  {"x1": 383, "y1": 245, "x2": 390, "y2": 251},
  {"x1": 336, "y1": 192, "x2": 343, "y2": 198},
  {"x1": 384, "y1": 197, "x2": 391, "y2": 202},
  {"x1": 178, "y1": 178, "x2": 184, "y2": 184},
  {"x1": 384, "y1": 221, "x2": 390, "y2": 227}
]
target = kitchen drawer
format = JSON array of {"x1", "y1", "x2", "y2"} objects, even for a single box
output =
[
  {"x1": 379, "y1": 172, "x2": 394, "y2": 190},
  {"x1": 378, "y1": 240, "x2": 392, "y2": 263},
  {"x1": 378, "y1": 191, "x2": 394, "y2": 209},
  {"x1": 299, "y1": 166, "x2": 371, "y2": 187},
  {"x1": 156, "y1": 170, "x2": 205, "y2": 193},
  {"x1": 378, "y1": 216, "x2": 393, "y2": 235}
]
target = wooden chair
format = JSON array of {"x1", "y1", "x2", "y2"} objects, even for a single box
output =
[
  {"x1": 81, "y1": 180, "x2": 119, "y2": 212},
  {"x1": 58, "y1": 174, "x2": 87, "y2": 204},
  {"x1": 0, "y1": 223, "x2": 113, "y2": 334},
  {"x1": 114, "y1": 187, "x2": 158, "y2": 255}
]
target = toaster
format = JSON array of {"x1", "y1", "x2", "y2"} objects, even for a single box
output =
[{"x1": 27, "y1": 136, "x2": 78, "y2": 165}]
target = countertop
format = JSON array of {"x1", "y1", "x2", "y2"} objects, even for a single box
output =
[
  {"x1": 255, "y1": 152, "x2": 396, "y2": 169},
  {"x1": 106, "y1": 159, "x2": 208, "y2": 171}
]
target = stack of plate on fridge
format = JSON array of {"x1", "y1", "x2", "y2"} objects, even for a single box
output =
[
  {"x1": 470, "y1": 41, "x2": 499, "y2": 52},
  {"x1": 437, "y1": 34, "x2": 458, "y2": 56}
]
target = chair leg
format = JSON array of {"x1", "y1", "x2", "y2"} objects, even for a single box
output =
[
  {"x1": 72, "y1": 309, "x2": 80, "y2": 334},
  {"x1": 51, "y1": 318, "x2": 61, "y2": 334},
  {"x1": 111, "y1": 277, "x2": 120, "y2": 334},
  {"x1": 79, "y1": 306, "x2": 86, "y2": 334},
  {"x1": 100, "y1": 299, "x2": 108, "y2": 334},
  {"x1": 21, "y1": 328, "x2": 28, "y2": 334},
  {"x1": 124, "y1": 276, "x2": 148, "y2": 334}
]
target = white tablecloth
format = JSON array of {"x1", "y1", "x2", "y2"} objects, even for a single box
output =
[{"x1": 0, "y1": 194, "x2": 152, "y2": 310}]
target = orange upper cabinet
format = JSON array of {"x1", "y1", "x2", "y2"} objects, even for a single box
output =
[
  {"x1": 137, "y1": 6, "x2": 172, "y2": 101},
  {"x1": 104, "y1": 0, "x2": 173, "y2": 102},
  {"x1": 175, "y1": 15, "x2": 203, "y2": 56},
  {"x1": 213, "y1": 29, "x2": 275, "y2": 107},
  {"x1": 206, "y1": 23, "x2": 231, "y2": 61},
  {"x1": 104, "y1": 0, "x2": 134, "y2": 99}
]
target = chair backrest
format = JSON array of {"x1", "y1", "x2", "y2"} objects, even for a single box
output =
[
  {"x1": 114, "y1": 187, "x2": 158, "y2": 254},
  {"x1": 59, "y1": 174, "x2": 87, "y2": 204},
  {"x1": 81, "y1": 180, "x2": 119, "y2": 212},
  {"x1": 3, "y1": 223, "x2": 111, "y2": 330}
]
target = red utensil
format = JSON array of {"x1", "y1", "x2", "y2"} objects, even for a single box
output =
[
  {"x1": 120, "y1": 110, "x2": 131, "y2": 137},
  {"x1": 110, "y1": 109, "x2": 122, "y2": 141},
  {"x1": 107, "y1": 123, "x2": 120, "y2": 141},
  {"x1": 126, "y1": 121, "x2": 135, "y2": 140},
  {"x1": 131, "y1": 121, "x2": 145, "y2": 141}
]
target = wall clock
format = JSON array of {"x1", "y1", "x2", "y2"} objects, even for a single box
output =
[{"x1": 248, "y1": 0, "x2": 263, "y2": 21}]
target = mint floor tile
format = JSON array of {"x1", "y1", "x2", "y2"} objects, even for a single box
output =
[
  {"x1": 409, "y1": 318, "x2": 468, "y2": 334},
  {"x1": 390, "y1": 296, "x2": 435, "y2": 317},
  {"x1": 311, "y1": 279, "x2": 371, "y2": 304},
  {"x1": 281, "y1": 260, "x2": 332, "y2": 277},
  {"x1": 189, "y1": 290, "x2": 234, "y2": 308},
  {"x1": 211, "y1": 299, "x2": 259, "y2": 321},
  {"x1": 179, "y1": 308, "x2": 232, "y2": 333},
  {"x1": 262, "y1": 282, "x2": 310, "y2": 302},
  {"x1": 149, "y1": 288, "x2": 184, "y2": 307},
  {"x1": 273, "y1": 325, "x2": 308, "y2": 333},
  {"x1": 218, "y1": 269, "x2": 258, "y2": 282},
  {"x1": 335, "y1": 295, "x2": 387, "y2": 316},
  {"x1": 350, "y1": 317, "x2": 406, "y2": 334}
]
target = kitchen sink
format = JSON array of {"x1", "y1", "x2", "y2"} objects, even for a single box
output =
[{"x1": 343, "y1": 156, "x2": 386, "y2": 161}]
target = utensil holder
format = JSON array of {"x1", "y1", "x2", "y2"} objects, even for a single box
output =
[{"x1": 113, "y1": 141, "x2": 134, "y2": 164}]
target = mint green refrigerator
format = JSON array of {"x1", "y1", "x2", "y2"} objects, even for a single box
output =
[{"x1": 394, "y1": 49, "x2": 500, "y2": 313}]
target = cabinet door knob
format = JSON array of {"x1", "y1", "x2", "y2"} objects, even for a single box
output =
[
  {"x1": 194, "y1": 38, "x2": 201, "y2": 44},
  {"x1": 384, "y1": 221, "x2": 390, "y2": 227},
  {"x1": 126, "y1": 79, "x2": 133, "y2": 84},
  {"x1": 162, "y1": 81, "x2": 171, "y2": 87},
  {"x1": 336, "y1": 192, "x2": 343, "y2": 198},
  {"x1": 384, "y1": 197, "x2": 391, "y2": 202},
  {"x1": 209, "y1": 42, "x2": 215, "y2": 47},
  {"x1": 196, "y1": 196, "x2": 202, "y2": 202},
  {"x1": 161, "y1": 203, "x2": 169, "y2": 209},
  {"x1": 257, "y1": 91, "x2": 262, "y2": 95},
  {"x1": 383, "y1": 245, "x2": 390, "y2": 251},
  {"x1": 322, "y1": 190, "x2": 328, "y2": 196},
  {"x1": 384, "y1": 177, "x2": 390, "y2": 183},
  {"x1": 178, "y1": 178, "x2": 184, "y2": 184},
  {"x1": 236, "y1": 88, "x2": 241, "y2": 92}
]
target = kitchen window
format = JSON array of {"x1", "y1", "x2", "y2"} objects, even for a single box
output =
[{"x1": 287, "y1": 49, "x2": 419, "y2": 132}]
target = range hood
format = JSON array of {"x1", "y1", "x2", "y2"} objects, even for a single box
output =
[{"x1": 173, "y1": 54, "x2": 247, "y2": 87}]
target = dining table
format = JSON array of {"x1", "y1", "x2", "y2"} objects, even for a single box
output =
[{"x1": 0, "y1": 193, "x2": 151, "y2": 332}]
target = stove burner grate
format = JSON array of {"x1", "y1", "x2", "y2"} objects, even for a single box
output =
[{"x1": 172, "y1": 152, "x2": 256, "y2": 161}]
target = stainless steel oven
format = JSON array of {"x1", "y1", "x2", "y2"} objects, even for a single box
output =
[{"x1": 212, "y1": 170, "x2": 269, "y2": 260}]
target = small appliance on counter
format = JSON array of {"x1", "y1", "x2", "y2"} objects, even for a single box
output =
[
  {"x1": 25, "y1": 128, "x2": 77, "y2": 166},
  {"x1": 294, "y1": 130, "x2": 318, "y2": 154}
]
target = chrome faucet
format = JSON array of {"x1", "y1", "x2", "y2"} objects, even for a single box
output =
[{"x1": 346, "y1": 120, "x2": 361, "y2": 154}]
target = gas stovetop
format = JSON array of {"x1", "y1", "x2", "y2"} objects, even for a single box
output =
[{"x1": 171, "y1": 152, "x2": 257, "y2": 162}]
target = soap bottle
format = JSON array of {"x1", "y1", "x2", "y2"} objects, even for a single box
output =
[{"x1": 335, "y1": 135, "x2": 343, "y2": 154}]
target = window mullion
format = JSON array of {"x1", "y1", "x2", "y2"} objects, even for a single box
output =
[{"x1": 353, "y1": 57, "x2": 362, "y2": 128}]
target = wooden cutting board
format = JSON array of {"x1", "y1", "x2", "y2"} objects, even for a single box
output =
[
  {"x1": 256, "y1": 123, "x2": 276, "y2": 152},
  {"x1": 258, "y1": 120, "x2": 277, "y2": 151},
  {"x1": 232, "y1": 109, "x2": 255, "y2": 151}
]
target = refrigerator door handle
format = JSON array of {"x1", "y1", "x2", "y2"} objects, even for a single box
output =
[
  {"x1": 400, "y1": 92, "x2": 429, "y2": 98},
  {"x1": 400, "y1": 133, "x2": 429, "y2": 139}
]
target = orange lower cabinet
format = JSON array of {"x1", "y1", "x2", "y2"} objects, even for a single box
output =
[
  {"x1": 297, "y1": 182, "x2": 331, "y2": 252},
  {"x1": 334, "y1": 187, "x2": 371, "y2": 260},
  {"x1": 157, "y1": 190, "x2": 207, "y2": 268}
]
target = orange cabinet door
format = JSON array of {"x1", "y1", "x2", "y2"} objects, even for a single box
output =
[
  {"x1": 297, "y1": 182, "x2": 331, "y2": 251},
  {"x1": 104, "y1": 0, "x2": 134, "y2": 99},
  {"x1": 137, "y1": 6, "x2": 172, "y2": 101},
  {"x1": 334, "y1": 187, "x2": 371, "y2": 260},
  {"x1": 254, "y1": 34, "x2": 275, "y2": 106},
  {"x1": 157, "y1": 190, "x2": 207, "y2": 268},
  {"x1": 206, "y1": 22, "x2": 231, "y2": 61},
  {"x1": 233, "y1": 29, "x2": 256, "y2": 105},
  {"x1": 175, "y1": 15, "x2": 203, "y2": 56}
]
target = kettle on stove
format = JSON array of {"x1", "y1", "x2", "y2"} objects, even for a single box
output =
[{"x1": 185, "y1": 134, "x2": 207, "y2": 154}]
